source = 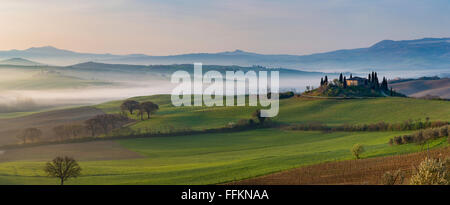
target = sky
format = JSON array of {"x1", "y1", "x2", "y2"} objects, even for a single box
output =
[{"x1": 1, "y1": 0, "x2": 450, "y2": 55}]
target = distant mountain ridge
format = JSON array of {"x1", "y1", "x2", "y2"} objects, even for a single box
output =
[
  {"x1": 0, "y1": 58, "x2": 44, "y2": 66},
  {"x1": 1, "y1": 38, "x2": 450, "y2": 72},
  {"x1": 65, "y1": 61, "x2": 331, "y2": 78}
]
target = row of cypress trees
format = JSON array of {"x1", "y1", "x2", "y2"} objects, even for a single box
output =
[{"x1": 320, "y1": 71, "x2": 392, "y2": 93}]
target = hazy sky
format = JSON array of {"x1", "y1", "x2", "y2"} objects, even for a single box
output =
[{"x1": 1, "y1": 0, "x2": 449, "y2": 55}]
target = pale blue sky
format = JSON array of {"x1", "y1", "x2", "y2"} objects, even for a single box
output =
[{"x1": 1, "y1": 0, "x2": 449, "y2": 55}]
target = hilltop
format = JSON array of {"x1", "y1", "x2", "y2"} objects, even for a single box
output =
[
  {"x1": 304, "y1": 72, "x2": 405, "y2": 97},
  {"x1": 390, "y1": 77, "x2": 450, "y2": 99}
]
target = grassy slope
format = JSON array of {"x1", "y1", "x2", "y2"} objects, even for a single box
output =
[
  {"x1": 0, "y1": 95, "x2": 448, "y2": 184},
  {"x1": 1, "y1": 129, "x2": 446, "y2": 185},
  {"x1": 97, "y1": 95, "x2": 450, "y2": 129},
  {"x1": 277, "y1": 97, "x2": 449, "y2": 125}
]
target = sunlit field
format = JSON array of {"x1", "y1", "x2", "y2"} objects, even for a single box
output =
[{"x1": 0, "y1": 95, "x2": 448, "y2": 185}]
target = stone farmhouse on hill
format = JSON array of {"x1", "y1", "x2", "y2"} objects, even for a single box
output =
[{"x1": 346, "y1": 77, "x2": 367, "y2": 86}]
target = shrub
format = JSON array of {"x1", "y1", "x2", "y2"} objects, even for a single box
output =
[
  {"x1": 226, "y1": 122, "x2": 236, "y2": 128},
  {"x1": 252, "y1": 109, "x2": 266, "y2": 124},
  {"x1": 389, "y1": 125, "x2": 450, "y2": 146},
  {"x1": 279, "y1": 91, "x2": 295, "y2": 99},
  {"x1": 382, "y1": 169, "x2": 404, "y2": 185},
  {"x1": 393, "y1": 136, "x2": 403, "y2": 145},
  {"x1": 236, "y1": 119, "x2": 249, "y2": 127},
  {"x1": 439, "y1": 126, "x2": 448, "y2": 137},
  {"x1": 401, "y1": 135, "x2": 414, "y2": 144},
  {"x1": 410, "y1": 158, "x2": 450, "y2": 185}
]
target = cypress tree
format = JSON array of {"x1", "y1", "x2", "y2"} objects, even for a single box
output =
[
  {"x1": 382, "y1": 77, "x2": 388, "y2": 90},
  {"x1": 368, "y1": 74, "x2": 371, "y2": 83},
  {"x1": 343, "y1": 76, "x2": 347, "y2": 88},
  {"x1": 320, "y1": 78, "x2": 324, "y2": 86},
  {"x1": 384, "y1": 78, "x2": 389, "y2": 90},
  {"x1": 350, "y1": 73, "x2": 353, "y2": 79},
  {"x1": 324, "y1": 76, "x2": 328, "y2": 84},
  {"x1": 339, "y1": 73, "x2": 343, "y2": 83},
  {"x1": 375, "y1": 72, "x2": 379, "y2": 88}
]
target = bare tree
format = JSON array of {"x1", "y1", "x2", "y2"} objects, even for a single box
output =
[
  {"x1": 44, "y1": 156, "x2": 81, "y2": 185},
  {"x1": 85, "y1": 114, "x2": 132, "y2": 137},
  {"x1": 68, "y1": 124, "x2": 85, "y2": 139},
  {"x1": 96, "y1": 115, "x2": 110, "y2": 134},
  {"x1": 17, "y1": 127, "x2": 42, "y2": 144},
  {"x1": 107, "y1": 114, "x2": 126, "y2": 129},
  {"x1": 382, "y1": 169, "x2": 404, "y2": 185},
  {"x1": 140, "y1": 101, "x2": 159, "y2": 119},
  {"x1": 53, "y1": 124, "x2": 86, "y2": 141},
  {"x1": 85, "y1": 118, "x2": 100, "y2": 137},
  {"x1": 53, "y1": 125, "x2": 67, "y2": 141},
  {"x1": 120, "y1": 100, "x2": 140, "y2": 115}
]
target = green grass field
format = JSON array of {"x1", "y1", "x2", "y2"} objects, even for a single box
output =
[
  {"x1": 97, "y1": 95, "x2": 450, "y2": 131},
  {"x1": 1, "y1": 129, "x2": 447, "y2": 185},
  {"x1": 0, "y1": 95, "x2": 448, "y2": 184}
]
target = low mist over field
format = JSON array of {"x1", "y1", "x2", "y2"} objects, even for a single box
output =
[
  {"x1": 1, "y1": 60, "x2": 446, "y2": 116},
  {"x1": 1, "y1": 37, "x2": 449, "y2": 115},
  {"x1": 0, "y1": 63, "x2": 333, "y2": 115}
]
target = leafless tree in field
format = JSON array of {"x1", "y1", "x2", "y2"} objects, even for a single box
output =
[
  {"x1": 85, "y1": 118, "x2": 100, "y2": 137},
  {"x1": 85, "y1": 114, "x2": 132, "y2": 136},
  {"x1": 16, "y1": 127, "x2": 42, "y2": 144},
  {"x1": 53, "y1": 124, "x2": 87, "y2": 141},
  {"x1": 44, "y1": 156, "x2": 81, "y2": 185}
]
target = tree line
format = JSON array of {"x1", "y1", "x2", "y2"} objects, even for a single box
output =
[
  {"x1": 16, "y1": 100, "x2": 159, "y2": 144},
  {"x1": 285, "y1": 119, "x2": 448, "y2": 132},
  {"x1": 120, "y1": 100, "x2": 159, "y2": 120},
  {"x1": 389, "y1": 125, "x2": 450, "y2": 146}
]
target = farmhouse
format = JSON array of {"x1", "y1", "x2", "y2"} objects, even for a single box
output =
[{"x1": 346, "y1": 77, "x2": 366, "y2": 86}]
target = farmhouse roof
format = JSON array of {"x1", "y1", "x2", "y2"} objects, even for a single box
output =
[{"x1": 347, "y1": 77, "x2": 366, "y2": 81}]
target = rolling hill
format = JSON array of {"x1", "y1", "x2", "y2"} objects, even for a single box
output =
[
  {"x1": 0, "y1": 94, "x2": 448, "y2": 184},
  {"x1": 96, "y1": 95, "x2": 450, "y2": 130},
  {"x1": 390, "y1": 77, "x2": 450, "y2": 99},
  {"x1": 0, "y1": 106, "x2": 104, "y2": 145},
  {"x1": 65, "y1": 61, "x2": 332, "y2": 79},
  {"x1": 2, "y1": 94, "x2": 449, "y2": 147}
]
